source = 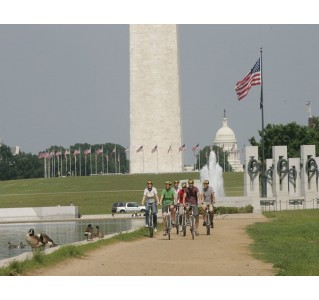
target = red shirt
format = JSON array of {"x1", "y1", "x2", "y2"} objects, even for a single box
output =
[{"x1": 178, "y1": 188, "x2": 186, "y2": 203}]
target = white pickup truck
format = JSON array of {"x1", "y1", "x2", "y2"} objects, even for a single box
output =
[{"x1": 116, "y1": 202, "x2": 146, "y2": 213}]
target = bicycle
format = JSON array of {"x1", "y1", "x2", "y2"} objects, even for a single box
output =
[
  {"x1": 146, "y1": 204, "x2": 155, "y2": 238},
  {"x1": 175, "y1": 203, "x2": 180, "y2": 234},
  {"x1": 203, "y1": 203, "x2": 212, "y2": 235},
  {"x1": 187, "y1": 204, "x2": 196, "y2": 240},
  {"x1": 181, "y1": 204, "x2": 187, "y2": 237},
  {"x1": 165, "y1": 205, "x2": 172, "y2": 240}
]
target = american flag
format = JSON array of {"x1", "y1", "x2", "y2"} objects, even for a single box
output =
[
  {"x1": 192, "y1": 144, "x2": 199, "y2": 151},
  {"x1": 64, "y1": 149, "x2": 70, "y2": 155},
  {"x1": 55, "y1": 151, "x2": 61, "y2": 157},
  {"x1": 306, "y1": 100, "x2": 311, "y2": 112},
  {"x1": 84, "y1": 148, "x2": 91, "y2": 155},
  {"x1": 167, "y1": 145, "x2": 172, "y2": 153},
  {"x1": 151, "y1": 145, "x2": 158, "y2": 153},
  {"x1": 235, "y1": 58, "x2": 261, "y2": 101},
  {"x1": 74, "y1": 149, "x2": 80, "y2": 155},
  {"x1": 38, "y1": 152, "x2": 44, "y2": 159},
  {"x1": 179, "y1": 144, "x2": 186, "y2": 152},
  {"x1": 105, "y1": 154, "x2": 109, "y2": 161},
  {"x1": 96, "y1": 148, "x2": 103, "y2": 155},
  {"x1": 44, "y1": 152, "x2": 50, "y2": 159},
  {"x1": 49, "y1": 151, "x2": 55, "y2": 157},
  {"x1": 125, "y1": 146, "x2": 129, "y2": 152},
  {"x1": 136, "y1": 145, "x2": 143, "y2": 153},
  {"x1": 112, "y1": 146, "x2": 116, "y2": 153}
]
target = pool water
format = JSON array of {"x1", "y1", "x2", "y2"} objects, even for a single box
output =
[{"x1": 0, "y1": 218, "x2": 136, "y2": 262}]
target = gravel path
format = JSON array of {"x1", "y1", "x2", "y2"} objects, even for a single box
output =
[{"x1": 28, "y1": 213, "x2": 275, "y2": 276}]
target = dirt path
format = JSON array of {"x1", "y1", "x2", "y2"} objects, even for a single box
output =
[{"x1": 28, "y1": 214, "x2": 275, "y2": 276}]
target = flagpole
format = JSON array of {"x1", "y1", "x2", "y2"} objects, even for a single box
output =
[
  {"x1": 85, "y1": 154, "x2": 87, "y2": 176},
  {"x1": 260, "y1": 47, "x2": 267, "y2": 197},
  {"x1": 106, "y1": 151, "x2": 109, "y2": 174},
  {"x1": 90, "y1": 147, "x2": 92, "y2": 175},
  {"x1": 102, "y1": 145, "x2": 104, "y2": 174},
  {"x1": 157, "y1": 148, "x2": 158, "y2": 174},
  {"x1": 118, "y1": 153, "x2": 121, "y2": 174}
]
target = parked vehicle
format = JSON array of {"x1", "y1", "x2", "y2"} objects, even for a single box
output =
[
  {"x1": 116, "y1": 202, "x2": 146, "y2": 213},
  {"x1": 111, "y1": 202, "x2": 124, "y2": 213}
]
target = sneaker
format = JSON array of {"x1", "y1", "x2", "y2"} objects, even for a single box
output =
[
  {"x1": 163, "y1": 232, "x2": 167, "y2": 236},
  {"x1": 179, "y1": 226, "x2": 183, "y2": 232},
  {"x1": 145, "y1": 224, "x2": 149, "y2": 228},
  {"x1": 172, "y1": 222, "x2": 176, "y2": 228},
  {"x1": 203, "y1": 222, "x2": 206, "y2": 226},
  {"x1": 195, "y1": 231, "x2": 199, "y2": 236},
  {"x1": 154, "y1": 228, "x2": 157, "y2": 232},
  {"x1": 186, "y1": 221, "x2": 190, "y2": 226},
  {"x1": 211, "y1": 223, "x2": 214, "y2": 228}
]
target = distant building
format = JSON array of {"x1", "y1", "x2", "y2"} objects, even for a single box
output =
[
  {"x1": 0, "y1": 138, "x2": 21, "y2": 155},
  {"x1": 213, "y1": 110, "x2": 243, "y2": 172}
]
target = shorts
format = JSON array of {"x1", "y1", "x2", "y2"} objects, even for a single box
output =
[
  {"x1": 162, "y1": 204, "x2": 174, "y2": 214},
  {"x1": 202, "y1": 202, "x2": 214, "y2": 212},
  {"x1": 186, "y1": 203, "x2": 199, "y2": 216}
]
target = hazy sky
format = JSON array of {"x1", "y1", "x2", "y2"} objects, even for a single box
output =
[{"x1": 0, "y1": 24, "x2": 318, "y2": 165}]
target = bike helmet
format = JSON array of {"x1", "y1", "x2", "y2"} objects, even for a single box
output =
[
  {"x1": 165, "y1": 180, "x2": 172, "y2": 185},
  {"x1": 188, "y1": 179, "x2": 194, "y2": 184},
  {"x1": 147, "y1": 180, "x2": 153, "y2": 185},
  {"x1": 181, "y1": 182, "x2": 187, "y2": 188},
  {"x1": 203, "y1": 180, "x2": 209, "y2": 185},
  {"x1": 174, "y1": 180, "x2": 180, "y2": 184}
]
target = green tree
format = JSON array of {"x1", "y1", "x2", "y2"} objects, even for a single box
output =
[
  {"x1": 196, "y1": 145, "x2": 232, "y2": 171},
  {"x1": 249, "y1": 122, "x2": 319, "y2": 158},
  {"x1": 0, "y1": 145, "x2": 16, "y2": 180}
]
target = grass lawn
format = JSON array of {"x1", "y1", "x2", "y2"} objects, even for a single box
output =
[
  {"x1": 247, "y1": 210, "x2": 319, "y2": 276},
  {"x1": 0, "y1": 172, "x2": 244, "y2": 214}
]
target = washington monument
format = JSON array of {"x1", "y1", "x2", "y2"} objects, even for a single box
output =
[{"x1": 130, "y1": 25, "x2": 183, "y2": 173}]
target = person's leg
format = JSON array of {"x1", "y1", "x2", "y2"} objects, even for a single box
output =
[
  {"x1": 152, "y1": 202, "x2": 157, "y2": 229},
  {"x1": 162, "y1": 206, "x2": 167, "y2": 235},
  {"x1": 202, "y1": 204, "x2": 206, "y2": 225},
  {"x1": 194, "y1": 205, "x2": 199, "y2": 234},
  {"x1": 145, "y1": 202, "x2": 150, "y2": 227},
  {"x1": 170, "y1": 205, "x2": 176, "y2": 226},
  {"x1": 210, "y1": 204, "x2": 214, "y2": 228},
  {"x1": 186, "y1": 205, "x2": 190, "y2": 224}
]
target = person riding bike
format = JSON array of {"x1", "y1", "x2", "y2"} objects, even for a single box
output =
[
  {"x1": 177, "y1": 182, "x2": 187, "y2": 231},
  {"x1": 159, "y1": 180, "x2": 176, "y2": 236},
  {"x1": 185, "y1": 179, "x2": 200, "y2": 236},
  {"x1": 200, "y1": 179, "x2": 216, "y2": 228},
  {"x1": 173, "y1": 180, "x2": 180, "y2": 194},
  {"x1": 141, "y1": 180, "x2": 159, "y2": 232}
]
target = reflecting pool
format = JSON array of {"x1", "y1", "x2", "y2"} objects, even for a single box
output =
[{"x1": 0, "y1": 218, "x2": 139, "y2": 262}]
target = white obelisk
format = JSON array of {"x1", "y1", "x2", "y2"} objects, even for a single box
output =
[{"x1": 130, "y1": 25, "x2": 183, "y2": 173}]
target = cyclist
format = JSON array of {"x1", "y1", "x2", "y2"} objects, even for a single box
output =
[
  {"x1": 200, "y1": 180, "x2": 216, "y2": 228},
  {"x1": 177, "y1": 182, "x2": 187, "y2": 231},
  {"x1": 141, "y1": 180, "x2": 159, "y2": 232},
  {"x1": 173, "y1": 180, "x2": 180, "y2": 194},
  {"x1": 159, "y1": 180, "x2": 176, "y2": 236},
  {"x1": 185, "y1": 179, "x2": 200, "y2": 236}
]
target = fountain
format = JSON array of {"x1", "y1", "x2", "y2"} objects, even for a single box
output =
[{"x1": 200, "y1": 150, "x2": 224, "y2": 197}]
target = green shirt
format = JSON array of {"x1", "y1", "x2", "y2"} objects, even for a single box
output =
[{"x1": 161, "y1": 188, "x2": 175, "y2": 206}]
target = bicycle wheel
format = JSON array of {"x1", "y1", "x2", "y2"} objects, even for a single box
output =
[
  {"x1": 167, "y1": 214, "x2": 171, "y2": 240},
  {"x1": 206, "y1": 211, "x2": 210, "y2": 235},
  {"x1": 175, "y1": 211, "x2": 179, "y2": 234},
  {"x1": 182, "y1": 213, "x2": 186, "y2": 237},
  {"x1": 149, "y1": 210, "x2": 153, "y2": 238},
  {"x1": 190, "y1": 215, "x2": 195, "y2": 240}
]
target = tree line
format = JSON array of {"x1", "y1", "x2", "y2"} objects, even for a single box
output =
[{"x1": 0, "y1": 142, "x2": 129, "y2": 181}]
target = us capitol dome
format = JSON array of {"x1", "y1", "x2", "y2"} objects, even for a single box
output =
[{"x1": 213, "y1": 110, "x2": 243, "y2": 172}]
